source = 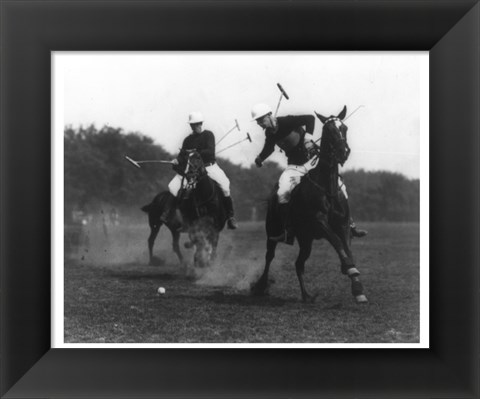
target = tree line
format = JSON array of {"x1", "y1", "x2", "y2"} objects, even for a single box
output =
[{"x1": 64, "y1": 126, "x2": 419, "y2": 223}]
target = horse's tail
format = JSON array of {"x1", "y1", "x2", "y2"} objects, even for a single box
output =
[
  {"x1": 141, "y1": 203, "x2": 152, "y2": 213},
  {"x1": 141, "y1": 191, "x2": 170, "y2": 213}
]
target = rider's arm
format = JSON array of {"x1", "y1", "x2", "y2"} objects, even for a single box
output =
[
  {"x1": 286, "y1": 114, "x2": 315, "y2": 135},
  {"x1": 257, "y1": 134, "x2": 275, "y2": 162},
  {"x1": 197, "y1": 130, "x2": 215, "y2": 160},
  {"x1": 304, "y1": 132, "x2": 315, "y2": 151},
  {"x1": 173, "y1": 137, "x2": 189, "y2": 168},
  {"x1": 285, "y1": 114, "x2": 316, "y2": 149}
]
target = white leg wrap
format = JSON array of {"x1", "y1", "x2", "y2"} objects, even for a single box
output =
[
  {"x1": 346, "y1": 267, "x2": 360, "y2": 277},
  {"x1": 355, "y1": 295, "x2": 368, "y2": 303}
]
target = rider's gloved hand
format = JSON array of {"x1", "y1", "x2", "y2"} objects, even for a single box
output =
[
  {"x1": 305, "y1": 140, "x2": 316, "y2": 158},
  {"x1": 172, "y1": 159, "x2": 179, "y2": 165},
  {"x1": 255, "y1": 156, "x2": 263, "y2": 168},
  {"x1": 305, "y1": 140, "x2": 315, "y2": 151}
]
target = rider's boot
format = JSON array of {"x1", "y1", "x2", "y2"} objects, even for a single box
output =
[
  {"x1": 159, "y1": 192, "x2": 177, "y2": 224},
  {"x1": 223, "y1": 196, "x2": 238, "y2": 229},
  {"x1": 269, "y1": 203, "x2": 294, "y2": 245},
  {"x1": 350, "y1": 218, "x2": 368, "y2": 238}
]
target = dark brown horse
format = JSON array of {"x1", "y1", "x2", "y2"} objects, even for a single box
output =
[
  {"x1": 141, "y1": 193, "x2": 184, "y2": 266},
  {"x1": 142, "y1": 150, "x2": 227, "y2": 269},
  {"x1": 252, "y1": 106, "x2": 368, "y2": 304}
]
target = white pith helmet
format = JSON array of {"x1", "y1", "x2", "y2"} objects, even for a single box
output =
[
  {"x1": 188, "y1": 112, "x2": 204, "y2": 124},
  {"x1": 251, "y1": 103, "x2": 272, "y2": 121}
]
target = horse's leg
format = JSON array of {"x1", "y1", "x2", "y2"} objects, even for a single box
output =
[
  {"x1": 251, "y1": 239, "x2": 277, "y2": 296},
  {"x1": 210, "y1": 232, "x2": 219, "y2": 263},
  {"x1": 295, "y1": 236, "x2": 316, "y2": 303},
  {"x1": 170, "y1": 228, "x2": 184, "y2": 265},
  {"x1": 318, "y1": 213, "x2": 368, "y2": 303},
  {"x1": 147, "y1": 223, "x2": 161, "y2": 265},
  {"x1": 335, "y1": 223, "x2": 368, "y2": 304}
]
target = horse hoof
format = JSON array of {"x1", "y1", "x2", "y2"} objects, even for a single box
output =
[
  {"x1": 149, "y1": 256, "x2": 164, "y2": 266},
  {"x1": 251, "y1": 285, "x2": 266, "y2": 296},
  {"x1": 355, "y1": 295, "x2": 368, "y2": 304}
]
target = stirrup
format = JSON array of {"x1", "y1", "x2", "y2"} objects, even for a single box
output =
[{"x1": 227, "y1": 217, "x2": 238, "y2": 230}]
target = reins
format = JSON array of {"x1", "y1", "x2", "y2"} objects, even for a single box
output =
[
  {"x1": 305, "y1": 162, "x2": 340, "y2": 199},
  {"x1": 305, "y1": 120, "x2": 348, "y2": 199},
  {"x1": 183, "y1": 155, "x2": 217, "y2": 212}
]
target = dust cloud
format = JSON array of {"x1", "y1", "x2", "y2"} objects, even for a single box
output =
[
  {"x1": 194, "y1": 232, "x2": 263, "y2": 292},
  {"x1": 65, "y1": 221, "x2": 151, "y2": 266},
  {"x1": 65, "y1": 220, "x2": 264, "y2": 290}
]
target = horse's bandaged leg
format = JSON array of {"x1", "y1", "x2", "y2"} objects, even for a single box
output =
[
  {"x1": 346, "y1": 267, "x2": 360, "y2": 277},
  {"x1": 206, "y1": 164, "x2": 230, "y2": 196},
  {"x1": 315, "y1": 211, "x2": 355, "y2": 270}
]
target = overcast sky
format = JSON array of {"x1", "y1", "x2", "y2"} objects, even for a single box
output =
[{"x1": 56, "y1": 52, "x2": 428, "y2": 179}]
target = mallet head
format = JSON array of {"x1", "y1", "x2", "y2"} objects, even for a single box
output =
[
  {"x1": 125, "y1": 155, "x2": 141, "y2": 169},
  {"x1": 277, "y1": 83, "x2": 289, "y2": 100}
]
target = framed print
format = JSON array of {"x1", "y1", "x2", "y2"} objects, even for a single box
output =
[
  {"x1": 1, "y1": 1, "x2": 479, "y2": 398},
  {"x1": 54, "y1": 51, "x2": 428, "y2": 349}
]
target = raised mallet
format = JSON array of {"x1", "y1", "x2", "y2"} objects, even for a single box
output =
[
  {"x1": 344, "y1": 105, "x2": 365, "y2": 121},
  {"x1": 217, "y1": 119, "x2": 241, "y2": 145},
  {"x1": 125, "y1": 155, "x2": 174, "y2": 169},
  {"x1": 274, "y1": 83, "x2": 290, "y2": 117},
  {"x1": 216, "y1": 133, "x2": 252, "y2": 154}
]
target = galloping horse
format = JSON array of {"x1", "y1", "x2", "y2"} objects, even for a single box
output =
[
  {"x1": 252, "y1": 106, "x2": 368, "y2": 304},
  {"x1": 142, "y1": 150, "x2": 227, "y2": 268},
  {"x1": 141, "y1": 193, "x2": 184, "y2": 265}
]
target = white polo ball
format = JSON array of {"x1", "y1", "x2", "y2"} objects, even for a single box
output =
[{"x1": 157, "y1": 287, "x2": 166, "y2": 295}]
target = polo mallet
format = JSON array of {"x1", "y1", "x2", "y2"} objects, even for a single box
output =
[
  {"x1": 344, "y1": 105, "x2": 365, "y2": 121},
  {"x1": 217, "y1": 119, "x2": 241, "y2": 145},
  {"x1": 274, "y1": 83, "x2": 290, "y2": 117},
  {"x1": 125, "y1": 155, "x2": 174, "y2": 169},
  {"x1": 216, "y1": 133, "x2": 252, "y2": 154}
]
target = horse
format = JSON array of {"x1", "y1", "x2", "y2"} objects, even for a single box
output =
[
  {"x1": 142, "y1": 150, "x2": 227, "y2": 269},
  {"x1": 141, "y1": 193, "x2": 184, "y2": 266},
  {"x1": 251, "y1": 106, "x2": 368, "y2": 304}
]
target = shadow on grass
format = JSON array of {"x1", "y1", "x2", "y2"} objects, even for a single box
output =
[
  {"x1": 105, "y1": 271, "x2": 184, "y2": 281},
  {"x1": 205, "y1": 291, "x2": 287, "y2": 307}
]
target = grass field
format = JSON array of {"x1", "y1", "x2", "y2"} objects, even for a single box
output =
[{"x1": 64, "y1": 221, "x2": 421, "y2": 344}]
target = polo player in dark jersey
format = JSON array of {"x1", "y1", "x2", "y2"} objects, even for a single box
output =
[
  {"x1": 161, "y1": 111, "x2": 238, "y2": 230},
  {"x1": 251, "y1": 103, "x2": 367, "y2": 245}
]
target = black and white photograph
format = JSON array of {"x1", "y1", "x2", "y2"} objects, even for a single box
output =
[{"x1": 53, "y1": 52, "x2": 428, "y2": 347}]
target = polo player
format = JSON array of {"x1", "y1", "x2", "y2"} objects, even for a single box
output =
[
  {"x1": 251, "y1": 103, "x2": 367, "y2": 244},
  {"x1": 161, "y1": 112, "x2": 238, "y2": 230}
]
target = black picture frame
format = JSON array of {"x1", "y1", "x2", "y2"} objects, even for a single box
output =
[{"x1": 1, "y1": 1, "x2": 479, "y2": 397}]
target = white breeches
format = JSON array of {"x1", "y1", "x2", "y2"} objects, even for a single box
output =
[
  {"x1": 205, "y1": 164, "x2": 230, "y2": 196},
  {"x1": 168, "y1": 163, "x2": 230, "y2": 197},
  {"x1": 277, "y1": 161, "x2": 348, "y2": 204}
]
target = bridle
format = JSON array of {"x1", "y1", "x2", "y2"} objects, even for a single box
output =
[
  {"x1": 182, "y1": 151, "x2": 216, "y2": 209},
  {"x1": 305, "y1": 117, "x2": 350, "y2": 197},
  {"x1": 323, "y1": 117, "x2": 350, "y2": 166},
  {"x1": 183, "y1": 151, "x2": 206, "y2": 188}
]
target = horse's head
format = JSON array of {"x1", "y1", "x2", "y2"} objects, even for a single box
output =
[
  {"x1": 183, "y1": 149, "x2": 207, "y2": 186},
  {"x1": 315, "y1": 106, "x2": 350, "y2": 166}
]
